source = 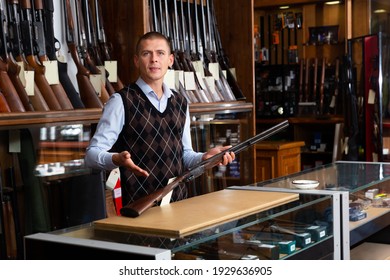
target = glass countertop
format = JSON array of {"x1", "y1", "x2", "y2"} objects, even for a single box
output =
[{"x1": 249, "y1": 161, "x2": 390, "y2": 194}]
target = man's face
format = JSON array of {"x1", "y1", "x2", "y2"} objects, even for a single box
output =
[{"x1": 134, "y1": 38, "x2": 174, "y2": 84}]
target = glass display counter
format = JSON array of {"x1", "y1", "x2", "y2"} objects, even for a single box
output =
[
  {"x1": 231, "y1": 161, "x2": 390, "y2": 259},
  {"x1": 25, "y1": 188, "x2": 340, "y2": 260}
]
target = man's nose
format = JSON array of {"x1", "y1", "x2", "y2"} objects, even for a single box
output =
[{"x1": 151, "y1": 52, "x2": 158, "y2": 62}]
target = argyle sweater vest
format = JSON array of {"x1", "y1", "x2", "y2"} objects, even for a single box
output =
[{"x1": 111, "y1": 84, "x2": 188, "y2": 206}]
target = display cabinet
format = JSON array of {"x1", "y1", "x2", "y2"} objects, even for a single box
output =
[
  {"x1": 232, "y1": 161, "x2": 390, "y2": 259},
  {"x1": 25, "y1": 188, "x2": 341, "y2": 260}
]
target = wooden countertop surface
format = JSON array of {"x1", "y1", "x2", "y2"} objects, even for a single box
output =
[{"x1": 94, "y1": 189, "x2": 298, "y2": 238}]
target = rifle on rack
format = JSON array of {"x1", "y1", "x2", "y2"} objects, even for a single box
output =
[
  {"x1": 188, "y1": 0, "x2": 224, "y2": 102},
  {"x1": 1, "y1": 0, "x2": 34, "y2": 111},
  {"x1": 120, "y1": 120, "x2": 289, "y2": 217},
  {"x1": 19, "y1": 0, "x2": 62, "y2": 110},
  {"x1": 32, "y1": 0, "x2": 73, "y2": 110},
  {"x1": 6, "y1": 0, "x2": 50, "y2": 111},
  {"x1": 74, "y1": 0, "x2": 110, "y2": 104},
  {"x1": 0, "y1": 0, "x2": 26, "y2": 112},
  {"x1": 201, "y1": 0, "x2": 236, "y2": 101},
  {"x1": 42, "y1": 0, "x2": 84, "y2": 108},
  {"x1": 0, "y1": 92, "x2": 11, "y2": 112},
  {"x1": 81, "y1": 0, "x2": 115, "y2": 96},
  {"x1": 63, "y1": 0, "x2": 102, "y2": 108},
  {"x1": 92, "y1": 0, "x2": 124, "y2": 91},
  {"x1": 208, "y1": 0, "x2": 245, "y2": 100}
]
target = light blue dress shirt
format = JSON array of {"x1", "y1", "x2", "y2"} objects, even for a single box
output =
[{"x1": 85, "y1": 78, "x2": 204, "y2": 171}]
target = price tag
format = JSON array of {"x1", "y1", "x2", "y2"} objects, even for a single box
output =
[
  {"x1": 106, "y1": 168, "x2": 120, "y2": 190},
  {"x1": 105, "y1": 61, "x2": 118, "y2": 83},
  {"x1": 24, "y1": 70, "x2": 35, "y2": 96},
  {"x1": 208, "y1": 62, "x2": 220, "y2": 80},
  {"x1": 184, "y1": 71, "x2": 196, "y2": 91},
  {"x1": 164, "y1": 69, "x2": 176, "y2": 90},
  {"x1": 43, "y1": 60, "x2": 60, "y2": 85},
  {"x1": 368, "y1": 89, "x2": 376, "y2": 104},
  {"x1": 90, "y1": 74, "x2": 102, "y2": 97}
]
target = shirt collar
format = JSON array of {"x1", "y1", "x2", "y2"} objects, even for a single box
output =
[{"x1": 136, "y1": 77, "x2": 174, "y2": 99}]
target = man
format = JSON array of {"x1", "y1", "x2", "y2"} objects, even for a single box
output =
[{"x1": 85, "y1": 32, "x2": 235, "y2": 207}]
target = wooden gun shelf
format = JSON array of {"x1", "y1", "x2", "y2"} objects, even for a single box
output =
[{"x1": 0, "y1": 102, "x2": 253, "y2": 131}]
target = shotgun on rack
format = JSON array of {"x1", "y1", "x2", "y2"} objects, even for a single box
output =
[
  {"x1": 120, "y1": 119, "x2": 289, "y2": 218},
  {"x1": 63, "y1": 0, "x2": 103, "y2": 108}
]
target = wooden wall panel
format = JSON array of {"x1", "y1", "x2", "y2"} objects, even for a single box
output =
[{"x1": 99, "y1": 0, "x2": 149, "y2": 84}]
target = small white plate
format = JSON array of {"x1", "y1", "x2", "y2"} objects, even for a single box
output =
[{"x1": 291, "y1": 180, "x2": 319, "y2": 189}]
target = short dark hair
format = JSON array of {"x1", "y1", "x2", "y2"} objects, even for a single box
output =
[{"x1": 135, "y1": 31, "x2": 172, "y2": 55}]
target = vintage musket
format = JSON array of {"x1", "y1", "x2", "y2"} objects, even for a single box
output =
[{"x1": 120, "y1": 119, "x2": 289, "y2": 218}]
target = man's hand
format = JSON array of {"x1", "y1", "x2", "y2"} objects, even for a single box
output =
[
  {"x1": 112, "y1": 151, "x2": 150, "y2": 177},
  {"x1": 202, "y1": 146, "x2": 236, "y2": 166}
]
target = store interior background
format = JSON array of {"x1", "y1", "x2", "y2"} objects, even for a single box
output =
[{"x1": 2, "y1": 0, "x2": 390, "y2": 260}]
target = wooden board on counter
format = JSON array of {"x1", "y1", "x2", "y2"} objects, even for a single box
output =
[{"x1": 94, "y1": 189, "x2": 298, "y2": 238}]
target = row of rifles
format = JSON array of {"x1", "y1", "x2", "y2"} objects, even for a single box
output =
[
  {"x1": 149, "y1": 0, "x2": 245, "y2": 103},
  {"x1": 0, "y1": 0, "x2": 125, "y2": 113}
]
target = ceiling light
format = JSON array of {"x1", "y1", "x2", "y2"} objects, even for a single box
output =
[
  {"x1": 279, "y1": 6, "x2": 289, "y2": 10},
  {"x1": 374, "y1": 9, "x2": 387, "y2": 14},
  {"x1": 325, "y1": 1, "x2": 341, "y2": 5}
]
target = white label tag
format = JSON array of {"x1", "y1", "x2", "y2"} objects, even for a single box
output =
[
  {"x1": 106, "y1": 167, "x2": 120, "y2": 190},
  {"x1": 105, "y1": 61, "x2": 118, "y2": 83},
  {"x1": 160, "y1": 177, "x2": 176, "y2": 206},
  {"x1": 164, "y1": 69, "x2": 176, "y2": 90},
  {"x1": 90, "y1": 74, "x2": 102, "y2": 97},
  {"x1": 24, "y1": 70, "x2": 35, "y2": 96},
  {"x1": 97, "y1": 66, "x2": 106, "y2": 86},
  {"x1": 184, "y1": 71, "x2": 197, "y2": 91},
  {"x1": 368, "y1": 89, "x2": 376, "y2": 104},
  {"x1": 192, "y1": 60, "x2": 204, "y2": 77},
  {"x1": 43, "y1": 60, "x2": 59, "y2": 85},
  {"x1": 209, "y1": 62, "x2": 220, "y2": 80}
]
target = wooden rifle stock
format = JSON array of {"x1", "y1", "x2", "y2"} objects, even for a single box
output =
[
  {"x1": 25, "y1": 55, "x2": 62, "y2": 110},
  {"x1": 0, "y1": 59, "x2": 25, "y2": 112},
  {"x1": 42, "y1": 0, "x2": 85, "y2": 108},
  {"x1": 15, "y1": 54, "x2": 50, "y2": 111},
  {"x1": 67, "y1": 44, "x2": 103, "y2": 108},
  {"x1": 0, "y1": 91, "x2": 11, "y2": 112},
  {"x1": 64, "y1": 0, "x2": 102, "y2": 108},
  {"x1": 6, "y1": 0, "x2": 49, "y2": 111},
  {"x1": 7, "y1": 54, "x2": 34, "y2": 111},
  {"x1": 93, "y1": 0, "x2": 124, "y2": 91},
  {"x1": 120, "y1": 120, "x2": 289, "y2": 217},
  {"x1": 19, "y1": 0, "x2": 62, "y2": 110},
  {"x1": 34, "y1": 0, "x2": 73, "y2": 110}
]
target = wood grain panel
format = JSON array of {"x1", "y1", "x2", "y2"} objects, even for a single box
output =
[{"x1": 94, "y1": 189, "x2": 298, "y2": 238}]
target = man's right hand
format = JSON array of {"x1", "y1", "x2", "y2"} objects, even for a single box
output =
[{"x1": 112, "y1": 151, "x2": 150, "y2": 177}]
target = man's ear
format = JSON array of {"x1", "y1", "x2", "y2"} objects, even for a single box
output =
[
  {"x1": 169, "y1": 53, "x2": 174, "y2": 68},
  {"x1": 134, "y1": 55, "x2": 139, "y2": 68}
]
